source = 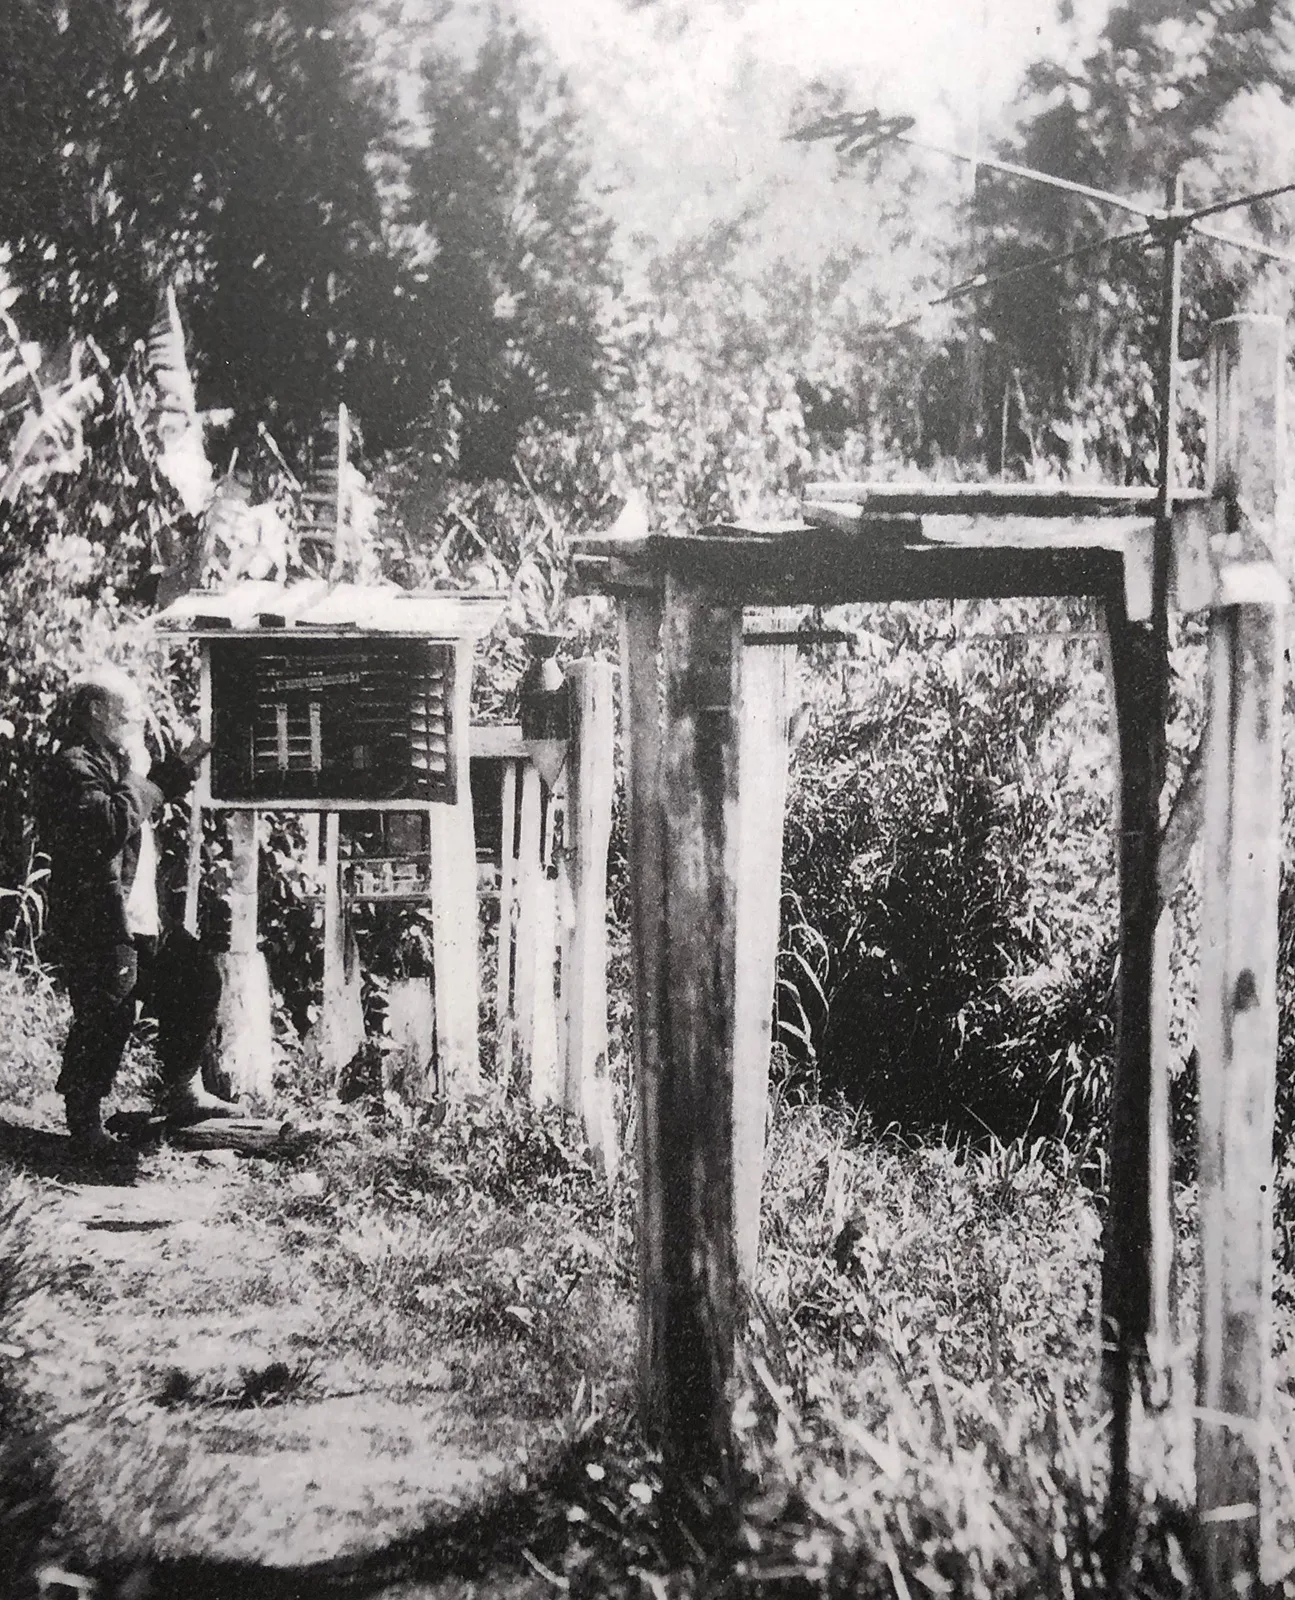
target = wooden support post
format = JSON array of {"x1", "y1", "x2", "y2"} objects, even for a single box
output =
[
  {"x1": 183, "y1": 645, "x2": 213, "y2": 937},
  {"x1": 1103, "y1": 181, "x2": 1182, "y2": 1588},
  {"x1": 514, "y1": 762, "x2": 559, "y2": 1104},
  {"x1": 514, "y1": 762, "x2": 543, "y2": 1094},
  {"x1": 733, "y1": 620, "x2": 795, "y2": 1282},
  {"x1": 428, "y1": 637, "x2": 480, "y2": 1097},
  {"x1": 1195, "y1": 313, "x2": 1286, "y2": 1598},
  {"x1": 564, "y1": 658, "x2": 617, "y2": 1178},
  {"x1": 622, "y1": 580, "x2": 742, "y2": 1525},
  {"x1": 319, "y1": 811, "x2": 365, "y2": 1078},
  {"x1": 495, "y1": 759, "x2": 518, "y2": 1079},
  {"x1": 387, "y1": 976, "x2": 435, "y2": 1094},
  {"x1": 1197, "y1": 607, "x2": 1282, "y2": 1594},
  {"x1": 214, "y1": 810, "x2": 274, "y2": 1100},
  {"x1": 1101, "y1": 600, "x2": 1167, "y2": 1377}
]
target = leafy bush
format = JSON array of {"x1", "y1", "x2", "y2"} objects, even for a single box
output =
[{"x1": 780, "y1": 603, "x2": 1115, "y2": 1146}]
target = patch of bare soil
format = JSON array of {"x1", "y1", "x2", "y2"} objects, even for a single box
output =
[{"x1": 3, "y1": 1094, "x2": 569, "y2": 1589}]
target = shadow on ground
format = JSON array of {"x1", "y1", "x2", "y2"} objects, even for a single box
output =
[
  {"x1": 0, "y1": 1117, "x2": 142, "y2": 1188},
  {"x1": 84, "y1": 1439, "x2": 617, "y2": 1600}
]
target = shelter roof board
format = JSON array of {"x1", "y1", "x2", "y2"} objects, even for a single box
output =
[
  {"x1": 154, "y1": 582, "x2": 506, "y2": 638},
  {"x1": 570, "y1": 485, "x2": 1213, "y2": 606}
]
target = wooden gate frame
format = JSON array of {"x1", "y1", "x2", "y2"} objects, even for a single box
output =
[{"x1": 573, "y1": 314, "x2": 1287, "y2": 1590}]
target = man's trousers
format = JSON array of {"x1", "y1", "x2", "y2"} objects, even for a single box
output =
[{"x1": 56, "y1": 928, "x2": 222, "y2": 1101}]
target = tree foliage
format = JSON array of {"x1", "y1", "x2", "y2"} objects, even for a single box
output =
[{"x1": 0, "y1": 1, "x2": 618, "y2": 460}]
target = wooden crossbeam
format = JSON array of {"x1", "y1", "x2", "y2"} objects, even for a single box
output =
[
  {"x1": 802, "y1": 480, "x2": 1210, "y2": 516},
  {"x1": 574, "y1": 525, "x2": 1125, "y2": 605}
]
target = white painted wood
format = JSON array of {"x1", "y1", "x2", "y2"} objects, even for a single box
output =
[
  {"x1": 514, "y1": 762, "x2": 543, "y2": 1096},
  {"x1": 214, "y1": 810, "x2": 273, "y2": 1099},
  {"x1": 427, "y1": 637, "x2": 480, "y2": 1096},
  {"x1": 564, "y1": 658, "x2": 617, "y2": 1177},
  {"x1": 733, "y1": 625, "x2": 794, "y2": 1281},
  {"x1": 318, "y1": 811, "x2": 365, "y2": 1077},
  {"x1": 495, "y1": 759, "x2": 518, "y2": 1079}
]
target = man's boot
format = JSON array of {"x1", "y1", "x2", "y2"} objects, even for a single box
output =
[
  {"x1": 162, "y1": 1070, "x2": 242, "y2": 1126},
  {"x1": 64, "y1": 1092, "x2": 119, "y2": 1151}
]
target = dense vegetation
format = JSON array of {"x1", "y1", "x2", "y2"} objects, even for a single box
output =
[{"x1": 1, "y1": 0, "x2": 1295, "y2": 1590}]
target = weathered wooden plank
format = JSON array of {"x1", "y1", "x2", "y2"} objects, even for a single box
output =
[
  {"x1": 1196, "y1": 311, "x2": 1286, "y2": 1600},
  {"x1": 652, "y1": 579, "x2": 743, "y2": 1519},
  {"x1": 214, "y1": 809, "x2": 275, "y2": 1100},
  {"x1": 801, "y1": 480, "x2": 1209, "y2": 515},
  {"x1": 428, "y1": 636, "x2": 480, "y2": 1096},
  {"x1": 1196, "y1": 604, "x2": 1282, "y2": 1596},
  {"x1": 575, "y1": 529, "x2": 1124, "y2": 606},
  {"x1": 318, "y1": 810, "x2": 365, "y2": 1079},
  {"x1": 1208, "y1": 316, "x2": 1286, "y2": 534},
  {"x1": 472, "y1": 723, "x2": 527, "y2": 760},
  {"x1": 513, "y1": 762, "x2": 543, "y2": 1094},
  {"x1": 620, "y1": 594, "x2": 667, "y2": 1431},
  {"x1": 733, "y1": 618, "x2": 794, "y2": 1282},
  {"x1": 495, "y1": 759, "x2": 518, "y2": 1079},
  {"x1": 183, "y1": 645, "x2": 213, "y2": 937},
  {"x1": 564, "y1": 658, "x2": 617, "y2": 1178},
  {"x1": 514, "y1": 763, "x2": 559, "y2": 1104}
]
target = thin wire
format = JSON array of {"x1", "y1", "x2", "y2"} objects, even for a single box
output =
[
  {"x1": 1182, "y1": 178, "x2": 1295, "y2": 223},
  {"x1": 894, "y1": 133, "x2": 1157, "y2": 218},
  {"x1": 864, "y1": 225, "x2": 1152, "y2": 334}
]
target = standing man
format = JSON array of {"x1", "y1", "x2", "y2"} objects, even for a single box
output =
[{"x1": 38, "y1": 666, "x2": 239, "y2": 1149}]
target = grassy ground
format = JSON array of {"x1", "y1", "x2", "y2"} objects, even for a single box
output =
[{"x1": 0, "y1": 963, "x2": 1291, "y2": 1597}]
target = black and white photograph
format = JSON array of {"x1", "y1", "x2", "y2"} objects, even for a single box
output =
[{"x1": 0, "y1": 0, "x2": 1292, "y2": 1595}]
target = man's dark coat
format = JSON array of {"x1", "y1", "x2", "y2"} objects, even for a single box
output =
[{"x1": 39, "y1": 739, "x2": 188, "y2": 959}]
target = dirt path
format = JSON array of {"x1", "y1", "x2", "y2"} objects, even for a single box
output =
[{"x1": 2, "y1": 1097, "x2": 563, "y2": 1589}]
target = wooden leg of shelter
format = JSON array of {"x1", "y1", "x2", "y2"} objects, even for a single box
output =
[
  {"x1": 495, "y1": 759, "x2": 518, "y2": 1079},
  {"x1": 428, "y1": 799, "x2": 481, "y2": 1097},
  {"x1": 732, "y1": 628, "x2": 794, "y2": 1283},
  {"x1": 183, "y1": 800, "x2": 204, "y2": 938},
  {"x1": 1101, "y1": 598, "x2": 1169, "y2": 1584},
  {"x1": 514, "y1": 763, "x2": 544, "y2": 1097},
  {"x1": 216, "y1": 809, "x2": 274, "y2": 1100},
  {"x1": 1196, "y1": 603, "x2": 1281, "y2": 1599},
  {"x1": 623, "y1": 581, "x2": 742, "y2": 1529},
  {"x1": 428, "y1": 639, "x2": 481, "y2": 1097},
  {"x1": 320, "y1": 811, "x2": 365, "y2": 1080},
  {"x1": 564, "y1": 658, "x2": 617, "y2": 1177}
]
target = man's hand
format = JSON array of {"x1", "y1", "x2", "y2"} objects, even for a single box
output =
[{"x1": 178, "y1": 737, "x2": 212, "y2": 770}]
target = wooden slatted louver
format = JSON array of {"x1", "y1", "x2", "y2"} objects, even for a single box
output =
[{"x1": 209, "y1": 637, "x2": 456, "y2": 803}]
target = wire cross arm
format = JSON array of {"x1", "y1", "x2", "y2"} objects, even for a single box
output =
[
  {"x1": 1190, "y1": 221, "x2": 1295, "y2": 266},
  {"x1": 858, "y1": 225, "x2": 1153, "y2": 337}
]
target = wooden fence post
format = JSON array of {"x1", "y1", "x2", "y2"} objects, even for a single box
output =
[
  {"x1": 733, "y1": 621, "x2": 795, "y2": 1282},
  {"x1": 564, "y1": 658, "x2": 617, "y2": 1178},
  {"x1": 428, "y1": 635, "x2": 480, "y2": 1096},
  {"x1": 1196, "y1": 314, "x2": 1286, "y2": 1597},
  {"x1": 213, "y1": 809, "x2": 275, "y2": 1099},
  {"x1": 622, "y1": 580, "x2": 742, "y2": 1525}
]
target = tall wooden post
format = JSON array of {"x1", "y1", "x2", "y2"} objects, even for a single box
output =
[
  {"x1": 564, "y1": 658, "x2": 617, "y2": 1177},
  {"x1": 428, "y1": 636, "x2": 480, "y2": 1096},
  {"x1": 1101, "y1": 178, "x2": 1183, "y2": 1588},
  {"x1": 213, "y1": 809, "x2": 274, "y2": 1099},
  {"x1": 622, "y1": 580, "x2": 742, "y2": 1526},
  {"x1": 1196, "y1": 314, "x2": 1286, "y2": 1597},
  {"x1": 183, "y1": 647, "x2": 212, "y2": 937},
  {"x1": 733, "y1": 623, "x2": 795, "y2": 1281},
  {"x1": 495, "y1": 759, "x2": 518, "y2": 1078},
  {"x1": 319, "y1": 810, "x2": 365, "y2": 1077}
]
